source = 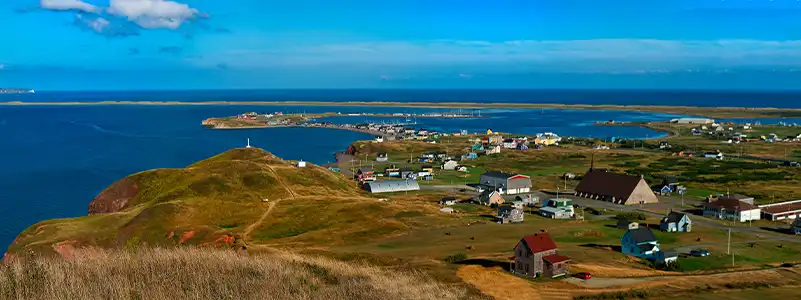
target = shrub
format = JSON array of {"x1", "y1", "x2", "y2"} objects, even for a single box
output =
[{"x1": 444, "y1": 253, "x2": 468, "y2": 263}]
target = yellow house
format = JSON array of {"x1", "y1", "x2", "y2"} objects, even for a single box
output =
[{"x1": 487, "y1": 129, "x2": 493, "y2": 135}]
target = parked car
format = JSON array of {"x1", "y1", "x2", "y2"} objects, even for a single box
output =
[
  {"x1": 574, "y1": 272, "x2": 592, "y2": 280},
  {"x1": 689, "y1": 249, "x2": 710, "y2": 257}
]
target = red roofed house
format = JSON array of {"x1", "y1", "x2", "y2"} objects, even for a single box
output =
[{"x1": 512, "y1": 230, "x2": 570, "y2": 278}]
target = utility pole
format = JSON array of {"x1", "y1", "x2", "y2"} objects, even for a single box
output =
[{"x1": 727, "y1": 228, "x2": 731, "y2": 255}]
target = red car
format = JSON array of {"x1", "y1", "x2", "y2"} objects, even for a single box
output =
[{"x1": 575, "y1": 272, "x2": 592, "y2": 280}]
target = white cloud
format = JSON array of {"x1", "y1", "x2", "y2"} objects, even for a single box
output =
[
  {"x1": 75, "y1": 15, "x2": 110, "y2": 33},
  {"x1": 40, "y1": 0, "x2": 99, "y2": 13},
  {"x1": 108, "y1": 0, "x2": 200, "y2": 29}
]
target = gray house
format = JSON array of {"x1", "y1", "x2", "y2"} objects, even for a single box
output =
[
  {"x1": 497, "y1": 205, "x2": 524, "y2": 224},
  {"x1": 479, "y1": 171, "x2": 532, "y2": 195},
  {"x1": 660, "y1": 211, "x2": 692, "y2": 232}
]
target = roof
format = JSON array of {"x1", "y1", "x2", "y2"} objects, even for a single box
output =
[
  {"x1": 638, "y1": 244, "x2": 657, "y2": 251},
  {"x1": 520, "y1": 232, "x2": 558, "y2": 254},
  {"x1": 721, "y1": 194, "x2": 754, "y2": 200},
  {"x1": 365, "y1": 180, "x2": 420, "y2": 193},
  {"x1": 540, "y1": 206, "x2": 570, "y2": 214},
  {"x1": 482, "y1": 171, "x2": 517, "y2": 179},
  {"x1": 628, "y1": 227, "x2": 657, "y2": 243},
  {"x1": 575, "y1": 169, "x2": 645, "y2": 200},
  {"x1": 542, "y1": 254, "x2": 571, "y2": 264},
  {"x1": 761, "y1": 201, "x2": 801, "y2": 215},
  {"x1": 358, "y1": 168, "x2": 373, "y2": 173},
  {"x1": 663, "y1": 211, "x2": 687, "y2": 223},
  {"x1": 617, "y1": 219, "x2": 634, "y2": 226},
  {"x1": 704, "y1": 198, "x2": 759, "y2": 211}
]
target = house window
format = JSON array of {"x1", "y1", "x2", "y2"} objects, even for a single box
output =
[{"x1": 525, "y1": 264, "x2": 529, "y2": 273}]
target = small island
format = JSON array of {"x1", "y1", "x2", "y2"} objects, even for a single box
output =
[{"x1": 0, "y1": 88, "x2": 35, "y2": 94}]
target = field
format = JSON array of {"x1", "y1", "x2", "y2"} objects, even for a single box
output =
[
  {"x1": 10, "y1": 131, "x2": 801, "y2": 299},
  {"x1": 1, "y1": 248, "x2": 472, "y2": 300}
]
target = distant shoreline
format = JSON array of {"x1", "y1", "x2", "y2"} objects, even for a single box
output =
[{"x1": 3, "y1": 100, "x2": 801, "y2": 118}]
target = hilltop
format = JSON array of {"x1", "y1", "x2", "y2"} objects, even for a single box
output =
[{"x1": 6, "y1": 148, "x2": 441, "y2": 256}]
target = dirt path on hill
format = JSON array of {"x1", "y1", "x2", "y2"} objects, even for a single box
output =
[{"x1": 242, "y1": 165, "x2": 297, "y2": 247}]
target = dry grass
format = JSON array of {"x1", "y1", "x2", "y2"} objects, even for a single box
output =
[{"x1": 0, "y1": 248, "x2": 469, "y2": 300}]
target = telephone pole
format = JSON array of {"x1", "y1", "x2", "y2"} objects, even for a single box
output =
[{"x1": 727, "y1": 228, "x2": 731, "y2": 255}]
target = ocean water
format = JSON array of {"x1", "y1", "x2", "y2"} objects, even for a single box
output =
[{"x1": 0, "y1": 89, "x2": 791, "y2": 252}]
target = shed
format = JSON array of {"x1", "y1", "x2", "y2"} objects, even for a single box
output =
[{"x1": 364, "y1": 180, "x2": 420, "y2": 194}]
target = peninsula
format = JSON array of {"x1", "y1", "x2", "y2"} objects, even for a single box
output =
[{"x1": 3, "y1": 100, "x2": 801, "y2": 118}]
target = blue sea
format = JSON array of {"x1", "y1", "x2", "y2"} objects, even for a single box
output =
[{"x1": 1, "y1": 89, "x2": 800, "y2": 252}]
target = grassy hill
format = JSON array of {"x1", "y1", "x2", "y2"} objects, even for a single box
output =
[
  {"x1": 1, "y1": 248, "x2": 468, "y2": 300},
  {"x1": 6, "y1": 148, "x2": 443, "y2": 256}
]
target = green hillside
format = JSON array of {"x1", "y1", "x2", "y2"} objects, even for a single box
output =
[{"x1": 6, "y1": 148, "x2": 430, "y2": 256}]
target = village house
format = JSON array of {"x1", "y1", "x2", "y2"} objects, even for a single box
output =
[
  {"x1": 384, "y1": 166, "x2": 400, "y2": 177},
  {"x1": 760, "y1": 200, "x2": 801, "y2": 221},
  {"x1": 462, "y1": 152, "x2": 479, "y2": 160},
  {"x1": 485, "y1": 145, "x2": 502, "y2": 155},
  {"x1": 617, "y1": 220, "x2": 639, "y2": 230},
  {"x1": 502, "y1": 139, "x2": 518, "y2": 149},
  {"x1": 442, "y1": 160, "x2": 459, "y2": 170},
  {"x1": 574, "y1": 169, "x2": 659, "y2": 205},
  {"x1": 621, "y1": 225, "x2": 661, "y2": 259},
  {"x1": 477, "y1": 190, "x2": 504, "y2": 206},
  {"x1": 364, "y1": 180, "x2": 420, "y2": 193},
  {"x1": 539, "y1": 198, "x2": 574, "y2": 219},
  {"x1": 376, "y1": 152, "x2": 388, "y2": 162},
  {"x1": 439, "y1": 196, "x2": 458, "y2": 206},
  {"x1": 399, "y1": 168, "x2": 415, "y2": 179},
  {"x1": 471, "y1": 143, "x2": 485, "y2": 151},
  {"x1": 357, "y1": 168, "x2": 376, "y2": 182},
  {"x1": 479, "y1": 171, "x2": 532, "y2": 195},
  {"x1": 512, "y1": 231, "x2": 570, "y2": 278},
  {"x1": 497, "y1": 205, "x2": 525, "y2": 224},
  {"x1": 456, "y1": 165, "x2": 468, "y2": 172},
  {"x1": 489, "y1": 134, "x2": 504, "y2": 145},
  {"x1": 660, "y1": 211, "x2": 692, "y2": 232},
  {"x1": 703, "y1": 197, "x2": 761, "y2": 222}
]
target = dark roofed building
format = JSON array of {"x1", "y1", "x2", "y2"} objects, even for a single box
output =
[
  {"x1": 480, "y1": 171, "x2": 532, "y2": 195},
  {"x1": 513, "y1": 231, "x2": 570, "y2": 278},
  {"x1": 760, "y1": 200, "x2": 801, "y2": 221},
  {"x1": 703, "y1": 197, "x2": 761, "y2": 222},
  {"x1": 621, "y1": 227, "x2": 661, "y2": 258},
  {"x1": 574, "y1": 169, "x2": 659, "y2": 205}
]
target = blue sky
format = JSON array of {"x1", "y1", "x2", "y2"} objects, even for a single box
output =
[{"x1": 2, "y1": 0, "x2": 801, "y2": 90}]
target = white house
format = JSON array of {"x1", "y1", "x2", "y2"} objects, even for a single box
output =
[
  {"x1": 442, "y1": 160, "x2": 459, "y2": 170},
  {"x1": 296, "y1": 160, "x2": 307, "y2": 168},
  {"x1": 485, "y1": 145, "x2": 502, "y2": 155},
  {"x1": 703, "y1": 198, "x2": 761, "y2": 222}
]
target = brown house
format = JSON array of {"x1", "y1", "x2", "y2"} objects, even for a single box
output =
[
  {"x1": 513, "y1": 231, "x2": 570, "y2": 278},
  {"x1": 574, "y1": 169, "x2": 659, "y2": 205}
]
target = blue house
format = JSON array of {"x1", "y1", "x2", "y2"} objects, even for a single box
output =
[
  {"x1": 462, "y1": 152, "x2": 479, "y2": 160},
  {"x1": 660, "y1": 211, "x2": 692, "y2": 232},
  {"x1": 621, "y1": 226, "x2": 660, "y2": 259},
  {"x1": 472, "y1": 144, "x2": 485, "y2": 151}
]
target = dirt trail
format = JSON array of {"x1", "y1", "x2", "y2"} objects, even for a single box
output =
[{"x1": 242, "y1": 165, "x2": 297, "y2": 247}]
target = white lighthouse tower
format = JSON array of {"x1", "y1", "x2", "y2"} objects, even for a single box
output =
[{"x1": 246, "y1": 138, "x2": 252, "y2": 148}]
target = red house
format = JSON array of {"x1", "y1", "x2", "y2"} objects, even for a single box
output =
[{"x1": 512, "y1": 231, "x2": 570, "y2": 278}]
